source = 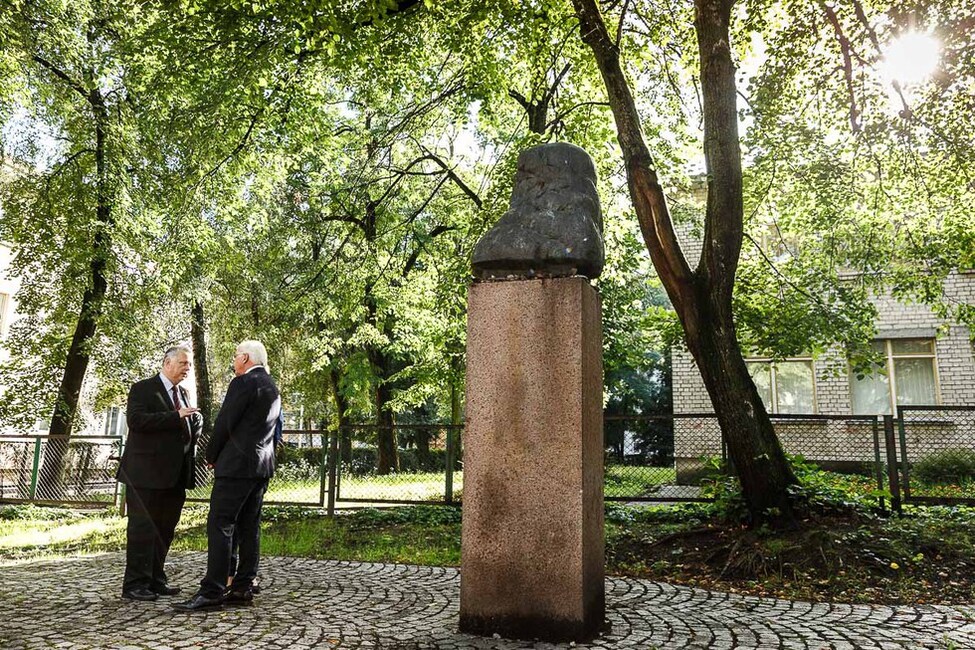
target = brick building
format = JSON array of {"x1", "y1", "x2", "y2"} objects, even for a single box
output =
[
  {"x1": 671, "y1": 228, "x2": 975, "y2": 473},
  {"x1": 674, "y1": 272, "x2": 975, "y2": 416}
]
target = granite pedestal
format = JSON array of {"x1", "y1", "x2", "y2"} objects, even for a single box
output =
[{"x1": 460, "y1": 276, "x2": 605, "y2": 642}]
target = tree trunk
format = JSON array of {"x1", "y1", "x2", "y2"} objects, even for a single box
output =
[
  {"x1": 683, "y1": 282, "x2": 798, "y2": 520},
  {"x1": 572, "y1": 0, "x2": 799, "y2": 525},
  {"x1": 449, "y1": 354, "x2": 463, "y2": 470},
  {"x1": 39, "y1": 90, "x2": 111, "y2": 494},
  {"x1": 190, "y1": 300, "x2": 214, "y2": 479},
  {"x1": 372, "y1": 349, "x2": 398, "y2": 475},
  {"x1": 327, "y1": 366, "x2": 352, "y2": 464},
  {"x1": 415, "y1": 429, "x2": 432, "y2": 469}
]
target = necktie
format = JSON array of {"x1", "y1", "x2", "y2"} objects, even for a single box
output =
[{"x1": 172, "y1": 385, "x2": 191, "y2": 444}]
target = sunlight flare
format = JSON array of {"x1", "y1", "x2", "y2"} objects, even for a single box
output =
[{"x1": 881, "y1": 31, "x2": 940, "y2": 86}]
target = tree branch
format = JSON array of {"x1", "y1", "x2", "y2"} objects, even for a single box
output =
[
  {"x1": 416, "y1": 150, "x2": 483, "y2": 208},
  {"x1": 695, "y1": 0, "x2": 746, "y2": 298},
  {"x1": 402, "y1": 223, "x2": 458, "y2": 278},
  {"x1": 32, "y1": 55, "x2": 89, "y2": 100},
  {"x1": 572, "y1": 0, "x2": 693, "y2": 306},
  {"x1": 508, "y1": 89, "x2": 531, "y2": 112},
  {"x1": 546, "y1": 100, "x2": 610, "y2": 130},
  {"x1": 48, "y1": 148, "x2": 95, "y2": 180},
  {"x1": 194, "y1": 107, "x2": 262, "y2": 188},
  {"x1": 615, "y1": 0, "x2": 632, "y2": 49},
  {"x1": 820, "y1": 2, "x2": 862, "y2": 133}
]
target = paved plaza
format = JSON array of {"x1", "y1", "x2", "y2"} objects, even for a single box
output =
[{"x1": 0, "y1": 551, "x2": 973, "y2": 649}]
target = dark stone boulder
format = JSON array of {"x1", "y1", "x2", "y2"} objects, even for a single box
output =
[{"x1": 472, "y1": 143, "x2": 604, "y2": 280}]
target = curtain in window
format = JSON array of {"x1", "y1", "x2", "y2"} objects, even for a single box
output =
[
  {"x1": 775, "y1": 361, "x2": 814, "y2": 414},
  {"x1": 747, "y1": 363, "x2": 772, "y2": 409},
  {"x1": 894, "y1": 358, "x2": 937, "y2": 406},
  {"x1": 852, "y1": 364, "x2": 891, "y2": 415}
]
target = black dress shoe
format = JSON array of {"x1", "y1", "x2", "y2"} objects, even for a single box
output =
[
  {"x1": 224, "y1": 588, "x2": 254, "y2": 605},
  {"x1": 121, "y1": 587, "x2": 159, "y2": 602},
  {"x1": 150, "y1": 584, "x2": 181, "y2": 596},
  {"x1": 171, "y1": 593, "x2": 224, "y2": 612}
]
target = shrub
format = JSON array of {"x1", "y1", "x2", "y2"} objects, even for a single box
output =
[
  {"x1": 275, "y1": 457, "x2": 319, "y2": 482},
  {"x1": 342, "y1": 447, "x2": 451, "y2": 476},
  {"x1": 277, "y1": 445, "x2": 324, "y2": 469},
  {"x1": 912, "y1": 449, "x2": 975, "y2": 485},
  {"x1": 278, "y1": 445, "x2": 455, "y2": 477}
]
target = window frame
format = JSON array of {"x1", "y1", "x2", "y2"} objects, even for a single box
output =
[
  {"x1": 849, "y1": 338, "x2": 941, "y2": 415},
  {"x1": 745, "y1": 356, "x2": 818, "y2": 415},
  {"x1": 0, "y1": 292, "x2": 8, "y2": 338}
]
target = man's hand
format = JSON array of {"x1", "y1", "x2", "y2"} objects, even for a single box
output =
[{"x1": 178, "y1": 406, "x2": 200, "y2": 419}]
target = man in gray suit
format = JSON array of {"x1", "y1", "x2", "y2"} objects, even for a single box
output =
[{"x1": 173, "y1": 339, "x2": 280, "y2": 612}]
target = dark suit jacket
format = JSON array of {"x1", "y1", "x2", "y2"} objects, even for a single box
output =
[
  {"x1": 206, "y1": 366, "x2": 281, "y2": 479},
  {"x1": 118, "y1": 375, "x2": 202, "y2": 490}
]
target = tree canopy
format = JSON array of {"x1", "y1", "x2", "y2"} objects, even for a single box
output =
[{"x1": 1, "y1": 0, "x2": 972, "y2": 494}]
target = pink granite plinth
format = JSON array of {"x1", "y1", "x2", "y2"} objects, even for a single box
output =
[{"x1": 459, "y1": 276, "x2": 605, "y2": 642}]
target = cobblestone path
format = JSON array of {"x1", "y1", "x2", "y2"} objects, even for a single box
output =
[{"x1": 0, "y1": 552, "x2": 972, "y2": 649}]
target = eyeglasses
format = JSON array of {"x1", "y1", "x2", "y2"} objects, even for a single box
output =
[{"x1": 233, "y1": 352, "x2": 247, "y2": 361}]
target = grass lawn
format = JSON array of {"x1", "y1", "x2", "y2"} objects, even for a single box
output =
[
  {"x1": 337, "y1": 471, "x2": 460, "y2": 502},
  {"x1": 0, "y1": 503, "x2": 461, "y2": 567}
]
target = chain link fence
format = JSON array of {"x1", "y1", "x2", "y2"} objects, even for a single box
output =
[
  {"x1": 2, "y1": 408, "x2": 972, "y2": 510},
  {"x1": 0, "y1": 435, "x2": 122, "y2": 506},
  {"x1": 613, "y1": 413, "x2": 884, "y2": 504},
  {"x1": 606, "y1": 415, "x2": 709, "y2": 501},
  {"x1": 334, "y1": 424, "x2": 463, "y2": 504},
  {"x1": 186, "y1": 429, "x2": 329, "y2": 506},
  {"x1": 897, "y1": 406, "x2": 975, "y2": 506}
]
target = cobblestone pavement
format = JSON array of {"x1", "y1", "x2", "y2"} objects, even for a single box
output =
[{"x1": 1, "y1": 552, "x2": 973, "y2": 649}]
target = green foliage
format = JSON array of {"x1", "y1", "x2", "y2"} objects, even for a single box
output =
[
  {"x1": 694, "y1": 454, "x2": 890, "y2": 523},
  {"x1": 913, "y1": 449, "x2": 975, "y2": 485},
  {"x1": 2, "y1": 0, "x2": 973, "y2": 482},
  {"x1": 274, "y1": 454, "x2": 321, "y2": 483},
  {"x1": 277, "y1": 445, "x2": 325, "y2": 472},
  {"x1": 788, "y1": 454, "x2": 888, "y2": 514},
  {"x1": 0, "y1": 504, "x2": 79, "y2": 521},
  {"x1": 340, "y1": 447, "x2": 451, "y2": 476},
  {"x1": 737, "y1": 0, "x2": 975, "y2": 349},
  {"x1": 344, "y1": 505, "x2": 462, "y2": 530},
  {"x1": 699, "y1": 474, "x2": 751, "y2": 523},
  {"x1": 604, "y1": 501, "x2": 717, "y2": 527},
  {"x1": 603, "y1": 465, "x2": 676, "y2": 497}
]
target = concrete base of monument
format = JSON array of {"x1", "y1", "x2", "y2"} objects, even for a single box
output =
[
  {"x1": 458, "y1": 608, "x2": 608, "y2": 643},
  {"x1": 459, "y1": 276, "x2": 605, "y2": 644}
]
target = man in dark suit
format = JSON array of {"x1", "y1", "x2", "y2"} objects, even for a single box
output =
[
  {"x1": 117, "y1": 345, "x2": 201, "y2": 601},
  {"x1": 173, "y1": 339, "x2": 280, "y2": 612}
]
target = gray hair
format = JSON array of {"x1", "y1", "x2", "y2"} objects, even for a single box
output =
[
  {"x1": 163, "y1": 345, "x2": 193, "y2": 364},
  {"x1": 236, "y1": 339, "x2": 268, "y2": 367}
]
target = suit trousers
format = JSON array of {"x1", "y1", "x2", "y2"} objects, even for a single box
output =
[
  {"x1": 200, "y1": 476, "x2": 269, "y2": 597},
  {"x1": 123, "y1": 484, "x2": 186, "y2": 591}
]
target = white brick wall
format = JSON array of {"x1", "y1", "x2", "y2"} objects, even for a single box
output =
[{"x1": 673, "y1": 273, "x2": 975, "y2": 415}]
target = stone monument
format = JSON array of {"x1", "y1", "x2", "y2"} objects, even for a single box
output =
[{"x1": 459, "y1": 142, "x2": 605, "y2": 642}]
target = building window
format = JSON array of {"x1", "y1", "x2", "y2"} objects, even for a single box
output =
[
  {"x1": 850, "y1": 339, "x2": 938, "y2": 415},
  {"x1": 747, "y1": 358, "x2": 816, "y2": 414},
  {"x1": 0, "y1": 292, "x2": 8, "y2": 338}
]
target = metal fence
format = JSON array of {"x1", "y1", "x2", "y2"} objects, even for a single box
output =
[
  {"x1": 606, "y1": 413, "x2": 884, "y2": 503},
  {"x1": 333, "y1": 424, "x2": 463, "y2": 505},
  {"x1": 895, "y1": 406, "x2": 975, "y2": 507},
  {"x1": 0, "y1": 435, "x2": 122, "y2": 506},
  {"x1": 186, "y1": 429, "x2": 331, "y2": 507},
  {"x1": 2, "y1": 407, "x2": 972, "y2": 511}
]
